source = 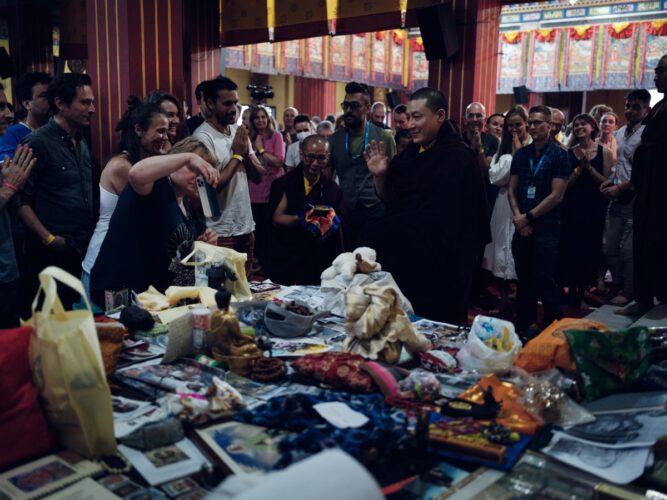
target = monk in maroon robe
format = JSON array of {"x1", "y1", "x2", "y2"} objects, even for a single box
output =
[{"x1": 366, "y1": 88, "x2": 490, "y2": 324}]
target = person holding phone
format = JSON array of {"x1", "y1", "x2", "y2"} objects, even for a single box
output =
[{"x1": 90, "y1": 138, "x2": 219, "y2": 306}]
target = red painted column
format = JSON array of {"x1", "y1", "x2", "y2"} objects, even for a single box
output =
[
  {"x1": 427, "y1": 0, "x2": 501, "y2": 123},
  {"x1": 86, "y1": 0, "x2": 185, "y2": 163}
]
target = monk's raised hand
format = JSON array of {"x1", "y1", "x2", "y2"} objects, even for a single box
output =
[{"x1": 364, "y1": 140, "x2": 388, "y2": 177}]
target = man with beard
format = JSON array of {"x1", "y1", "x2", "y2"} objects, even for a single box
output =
[
  {"x1": 329, "y1": 82, "x2": 396, "y2": 249},
  {"x1": 618, "y1": 54, "x2": 667, "y2": 315},
  {"x1": 0, "y1": 72, "x2": 52, "y2": 156},
  {"x1": 371, "y1": 102, "x2": 390, "y2": 129},
  {"x1": 366, "y1": 87, "x2": 490, "y2": 324},
  {"x1": 193, "y1": 76, "x2": 265, "y2": 278},
  {"x1": 19, "y1": 74, "x2": 97, "y2": 309}
]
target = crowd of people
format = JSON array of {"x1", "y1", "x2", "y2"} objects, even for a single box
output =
[{"x1": 0, "y1": 53, "x2": 666, "y2": 336}]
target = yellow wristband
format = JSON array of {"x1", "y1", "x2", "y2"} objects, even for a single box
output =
[
  {"x1": 45, "y1": 234, "x2": 56, "y2": 245},
  {"x1": 232, "y1": 154, "x2": 244, "y2": 162},
  {"x1": 257, "y1": 148, "x2": 265, "y2": 155}
]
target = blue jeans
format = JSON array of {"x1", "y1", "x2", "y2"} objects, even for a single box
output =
[{"x1": 81, "y1": 270, "x2": 91, "y2": 300}]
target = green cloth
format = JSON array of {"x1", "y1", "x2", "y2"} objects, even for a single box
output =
[{"x1": 564, "y1": 327, "x2": 651, "y2": 401}]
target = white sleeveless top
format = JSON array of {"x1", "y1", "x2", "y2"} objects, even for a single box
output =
[{"x1": 82, "y1": 184, "x2": 120, "y2": 273}]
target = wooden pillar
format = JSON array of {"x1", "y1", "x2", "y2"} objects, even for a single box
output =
[
  {"x1": 427, "y1": 0, "x2": 501, "y2": 123},
  {"x1": 183, "y1": 0, "x2": 221, "y2": 112},
  {"x1": 86, "y1": 0, "x2": 185, "y2": 163}
]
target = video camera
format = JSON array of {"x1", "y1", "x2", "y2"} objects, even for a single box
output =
[{"x1": 247, "y1": 84, "x2": 274, "y2": 102}]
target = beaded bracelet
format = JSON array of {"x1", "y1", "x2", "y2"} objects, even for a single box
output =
[{"x1": 2, "y1": 181, "x2": 18, "y2": 193}]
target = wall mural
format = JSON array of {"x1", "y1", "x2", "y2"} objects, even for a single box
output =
[
  {"x1": 497, "y1": 21, "x2": 667, "y2": 93},
  {"x1": 225, "y1": 30, "x2": 427, "y2": 91}
]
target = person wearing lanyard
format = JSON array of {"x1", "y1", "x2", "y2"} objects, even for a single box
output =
[
  {"x1": 328, "y1": 82, "x2": 396, "y2": 250},
  {"x1": 508, "y1": 105, "x2": 570, "y2": 338}
]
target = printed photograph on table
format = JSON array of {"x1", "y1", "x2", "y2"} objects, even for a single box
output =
[
  {"x1": 271, "y1": 338, "x2": 333, "y2": 357},
  {"x1": 116, "y1": 359, "x2": 226, "y2": 395},
  {"x1": 196, "y1": 422, "x2": 290, "y2": 474},
  {"x1": 145, "y1": 446, "x2": 190, "y2": 469},
  {"x1": 119, "y1": 439, "x2": 209, "y2": 486},
  {"x1": 543, "y1": 433, "x2": 651, "y2": 484},
  {"x1": 161, "y1": 477, "x2": 199, "y2": 497},
  {"x1": 7, "y1": 461, "x2": 75, "y2": 493},
  {"x1": 0, "y1": 454, "x2": 102, "y2": 499},
  {"x1": 563, "y1": 409, "x2": 667, "y2": 448}
]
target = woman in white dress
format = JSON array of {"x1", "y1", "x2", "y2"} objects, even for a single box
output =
[{"x1": 482, "y1": 106, "x2": 531, "y2": 311}]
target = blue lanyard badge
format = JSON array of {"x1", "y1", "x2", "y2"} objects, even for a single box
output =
[
  {"x1": 529, "y1": 154, "x2": 546, "y2": 179},
  {"x1": 345, "y1": 123, "x2": 370, "y2": 160}
]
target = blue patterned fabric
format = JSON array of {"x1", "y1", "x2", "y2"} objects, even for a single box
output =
[{"x1": 234, "y1": 390, "x2": 408, "y2": 469}]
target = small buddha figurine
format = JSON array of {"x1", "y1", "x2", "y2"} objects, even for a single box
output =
[{"x1": 210, "y1": 288, "x2": 261, "y2": 357}]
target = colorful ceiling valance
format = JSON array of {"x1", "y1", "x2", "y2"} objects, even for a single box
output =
[
  {"x1": 497, "y1": 20, "x2": 667, "y2": 93},
  {"x1": 226, "y1": 30, "x2": 427, "y2": 91}
]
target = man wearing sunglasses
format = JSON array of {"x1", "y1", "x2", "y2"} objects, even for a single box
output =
[
  {"x1": 329, "y1": 82, "x2": 396, "y2": 250},
  {"x1": 268, "y1": 134, "x2": 343, "y2": 285}
]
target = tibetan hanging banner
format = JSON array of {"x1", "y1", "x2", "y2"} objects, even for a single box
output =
[
  {"x1": 639, "y1": 21, "x2": 667, "y2": 88},
  {"x1": 497, "y1": 32, "x2": 527, "y2": 94},
  {"x1": 409, "y1": 37, "x2": 428, "y2": 90},
  {"x1": 329, "y1": 35, "x2": 350, "y2": 81},
  {"x1": 562, "y1": 26, "x2": 598, "y2": 91},
  {"x1": 279, "y1": 40, "x2": 301, "y2": 75},
  {"x1": 303, "y1": 37, "x2": 326, "y2": 79},
  {"x1": 389, "y1": 30, "x2": 407, "y2": 88},
  {"x1": 601, "y1": 23, "x2": 638, "y2": 88},
  {"x1": 225, "y1": 45, "x2": 248, "y2": 70},
  {"x1": 370, "y1": 31, "x2": 389, "y2": 86},
  {"x1": 251, "y1": 42, "x2": 277, "y2": 74},
  {"x1": 352, "y1": 33, "x2": 370, "y2": 81},
  {"x1": 528, "y1": 29, "x2": 561, "y2": 92}
]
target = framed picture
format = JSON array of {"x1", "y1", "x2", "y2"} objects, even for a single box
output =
[{"x1": 196, "y1": 422, "x2": 292, "y2": 474}]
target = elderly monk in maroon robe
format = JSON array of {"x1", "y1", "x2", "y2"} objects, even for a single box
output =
[
  {"x1": 365, "y1": 87, "x2": 491, "y2": 324},
  {"x1": 620, "y1": 54, "x2": 667, "y2": 315}
]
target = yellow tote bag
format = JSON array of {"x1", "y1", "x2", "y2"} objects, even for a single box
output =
[{"x1": 28, "y1": 266, "x2": 117, "y2": 458}]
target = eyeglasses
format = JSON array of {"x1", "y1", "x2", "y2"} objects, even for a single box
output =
[
  {"x1": 527, "y1": 120, "x2": 546, "y2": 127},
  {"x1": 341, "y1": 101, "x2": 362, "y2": 111},
  {"x1": 304, "y1": 154, "x2": 329, "y2": 163}
]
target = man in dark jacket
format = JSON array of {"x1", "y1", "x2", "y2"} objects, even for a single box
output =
[{"x1": 366, "y1": 87, "x2": 490, "y2": 324}]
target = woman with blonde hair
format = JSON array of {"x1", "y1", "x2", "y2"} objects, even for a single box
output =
[
  {"x1": 599, "y1": 111, "x2": 619, "y2": 165},
  {"x1": 247, "y1": 105, "x2": 286, "y2": 274},
  {"x1": 90, "y1": 137, "x2": 220, "y2": 306}
]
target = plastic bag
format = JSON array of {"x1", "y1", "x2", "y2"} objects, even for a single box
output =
[
  {"x1": 180, "y1": 241, "x2": 252, "y2": 301},
  {"x1": 456, "y1": 315, "x2": 522, "y2": 373},
  {"x1": 321, "y1": 270, "x2": 413, "y2": 317},
  {"x1": 28, "y1": 267, "x2": 117, "y2": 458}
]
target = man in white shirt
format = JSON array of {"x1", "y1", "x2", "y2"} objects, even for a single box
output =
[
  {"x1": 193, "y1": 76, "x2": 265, "y2": 278},
  {"x1": 600, "y1": 89, "x2": 651, "y2": 307},
  {"x1": 283, "y1": 114, "x2": 314, "y2": 172}
]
